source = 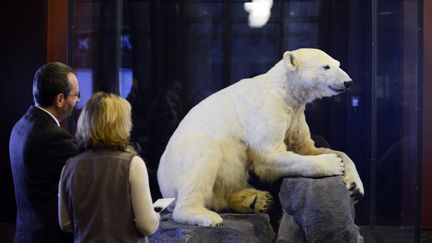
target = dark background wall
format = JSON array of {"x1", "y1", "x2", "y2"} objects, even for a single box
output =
[{"x1": 0, "y1": 0, "x2": 45, "y2": 223}]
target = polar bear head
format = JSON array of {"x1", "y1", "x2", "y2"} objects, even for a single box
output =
[{"x1": 282, "y1": 48, "x2": 352, "y2": 102}]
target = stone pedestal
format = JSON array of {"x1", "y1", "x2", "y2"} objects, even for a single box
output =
[
  {"x1": 277, "y1": 176, "x2": 363, "y2": 243},
  {"x1": 150, "y1": 176, "x2": 363, "y2": 242},
  {"x1": 149, "y1": 213, "x2": 275, "y2": 243}
]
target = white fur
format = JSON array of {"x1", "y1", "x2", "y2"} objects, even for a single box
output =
[{"x1": 157, "y1": 48, "x2": 364, "y2": 227}]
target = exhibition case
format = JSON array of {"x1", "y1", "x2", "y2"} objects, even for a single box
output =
[{"x1": 68, "y1": 0, "x2": 424, "y2": 241}]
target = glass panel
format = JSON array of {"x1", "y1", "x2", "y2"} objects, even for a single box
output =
[
  {"x1": 372, "y1": 1, "x2": 419, "y2": 240},
  {"x1": 230, "y1": 22, "x2": 281, "y2": 84},
  {"x1": 182, "y1": 3, "x2": 224, "y2": 107},
  {"x1": 73, "y1": 1, "x2": 97, "y2": 108},
  {"x1": 70, "y1": 0, "x2": 422, "y2": 241}
]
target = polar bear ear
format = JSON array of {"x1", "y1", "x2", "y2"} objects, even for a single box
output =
[{"x1": 283, "y1": 51, "x2": 297, "y2": 71}]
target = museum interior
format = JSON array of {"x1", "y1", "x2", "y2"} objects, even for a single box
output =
[{"x1": 0, "y1": 0, "x2": 431, "y2": 242}]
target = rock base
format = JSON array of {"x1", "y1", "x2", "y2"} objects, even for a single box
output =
[{"x1": 149, "y1": 213, "x2": 275, "y2": 243}]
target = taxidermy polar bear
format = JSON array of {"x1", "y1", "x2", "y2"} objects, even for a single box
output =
[{"x1": 158, "y1": 48, "x2": 364, "y2": 227}]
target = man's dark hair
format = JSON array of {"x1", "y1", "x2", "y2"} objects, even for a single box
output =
[{"x1": 32, "y1": 62, "x2": 76, "y2": 107}]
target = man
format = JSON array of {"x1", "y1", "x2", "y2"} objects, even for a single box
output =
[{"x1": 9, "y1": 62, "x2": 80, "y2": 243}]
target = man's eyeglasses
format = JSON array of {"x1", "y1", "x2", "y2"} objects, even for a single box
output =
[{"x1": 69, "y1": 91, "x2": 81, "y2": 99}]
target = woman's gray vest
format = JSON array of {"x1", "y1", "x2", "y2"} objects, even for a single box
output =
[{"x1": 61, "y1": 150, "x2": 147, "y2": 243}]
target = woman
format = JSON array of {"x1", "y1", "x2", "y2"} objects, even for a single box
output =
[{"x1": 58, "y1": 92, "x2": 160, "y2": 243}]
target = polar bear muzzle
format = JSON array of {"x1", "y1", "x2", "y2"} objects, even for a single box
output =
[{"x1": 328, "y1": 80, "x2": 353, "y2": 93}]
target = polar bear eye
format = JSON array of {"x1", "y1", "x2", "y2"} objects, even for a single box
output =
[{"x1": 323, "y1": 65, "x2": 330, "y2": 70}]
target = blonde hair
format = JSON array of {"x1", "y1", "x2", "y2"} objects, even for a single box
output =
[{"x1": 76, "y1": 92, "x2": 134, "y2": 151}]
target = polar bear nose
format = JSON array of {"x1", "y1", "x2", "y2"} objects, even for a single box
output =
[{"x1": 344, "y1": 81, "x2": 353, "y2": 89}]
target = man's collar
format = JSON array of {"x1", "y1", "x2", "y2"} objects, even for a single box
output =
[{"x1": 35, "y1": 105, "x2": 60, "y2": 127}]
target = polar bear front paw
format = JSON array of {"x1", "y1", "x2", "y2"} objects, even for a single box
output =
[
  {"x1": 228, "y1": 188, "x2": 273, "y2": 213},
  {"x1": 173, "y1": 208, "x2": 223, "y2": 227},
  {"x1": 196, "y1": 211, "x2": 223, "y2": 227},
  {"x1": 347, "y1": 182, "x2": 363, "y2": 202},
  {"x1": 310, "y1": 153, "x2": 344, "y2": 177},
  {"x1": 343, "y1": 173, "x2": 365, "y2": 202}
]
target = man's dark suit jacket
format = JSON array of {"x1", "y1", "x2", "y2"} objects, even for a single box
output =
[{"x1": 9, "y1": 106, "x2": 78, "y2": 243}]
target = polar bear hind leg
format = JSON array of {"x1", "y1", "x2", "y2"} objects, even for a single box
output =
[{"x1": 228, "y1": 188, "x2": 273, "y2": 213}]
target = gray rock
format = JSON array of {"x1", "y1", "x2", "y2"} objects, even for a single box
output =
[
  {"x1": 276, "y1": 213, "x2": 306, "y2": 243},
  {"x1": 149, "y1": 213, "x2": 275, "y2": 243},
  {"x1": 277, "y1": 176, "x2": 363, "y2": 243}
]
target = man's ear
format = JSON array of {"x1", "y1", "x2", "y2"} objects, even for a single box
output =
[
  {"x1": 283, "y1": 51, "x2": 297, "y2": 71},
  {"x1": 54, "y1": 93, "x2": 65, "y2": 108}
]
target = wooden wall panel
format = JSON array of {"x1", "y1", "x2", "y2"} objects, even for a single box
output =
[{"x1": 47, "y1": 0, "x2": 68, "y2": 63}]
